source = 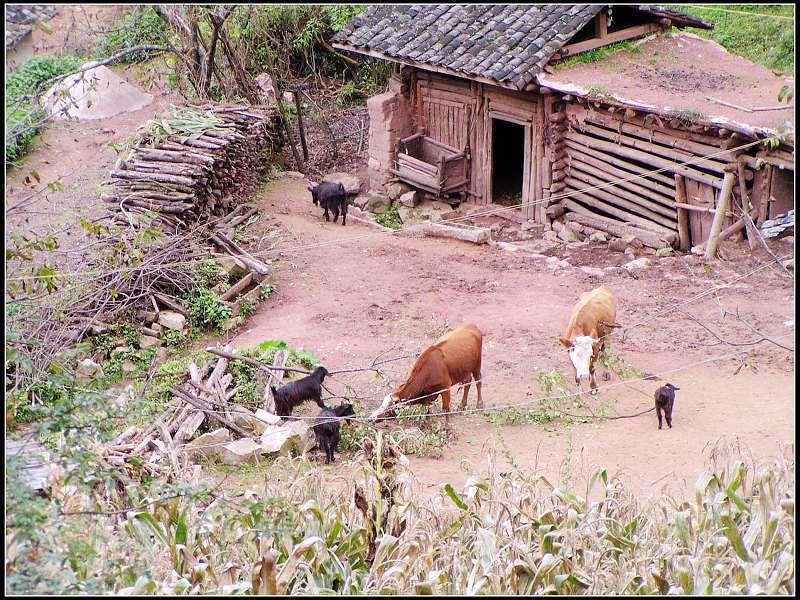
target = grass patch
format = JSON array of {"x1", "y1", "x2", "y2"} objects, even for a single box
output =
[
  {"x1": 664, "y1": 4, "x2": 794, "y2": 73},
  {"x1": 667, "y1": 108, "x2": 704, "y2": 126},
  {"x1": 5, "y1": 54, "x2": 83, "y2": 163},
  {"x1": 374, "y1": 203, "x2": 402, "y2": 229}
]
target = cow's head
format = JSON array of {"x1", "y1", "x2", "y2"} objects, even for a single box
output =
[
  {"x1": 369, "y1": 393, "x2": 399, "y2": 420},
  {"x1": 560, "y1": 335, "x2": 597, "y2": 385},
  {"x1": 307, "y1": 182, "x2": 319, "y2": 205}
]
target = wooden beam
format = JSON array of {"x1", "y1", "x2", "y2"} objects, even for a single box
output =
[
  {"x1": 595, "y1": 10, "x2": 608, "y2": 39},
  {"x1": 704, "y1": 172, "x2": 736, "y2": 260},
  {"x1": 559, "y1": 23, "x2": 660, "y2": 57},
  {"x1": 674, "y1": 174, "x2": 691, "y2": 251}
]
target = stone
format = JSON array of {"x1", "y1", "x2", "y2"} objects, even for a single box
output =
[
  {"x1": 386, "y1": 182, "x2": 409, "y2": 201},
  {"x1": 76, "y1": 358, "x2": 103, "y2": 382},
  {"x1": 255, "y1": 73, "x2": 277, "y2": 103},
  {"x1": 609, "y1": 238, "x2": 627, "y2": 253},
  {"x1": 223, "y1": 316, "x2": 245, "y2": 332},
  {"x1": 260, "y1": 422, "x2": 307, "y2": 455},
  {"x1": 366, "y1": 193, "x2": 391, "y2": 213},
  {"x1": 185, "y1": 428, "x2": 231, "y2": 460},
  {"x1": 155, "y1": 347, "x2": 168, "y2": 363},
  {"x1": 398, "y1": 206, "x2": 415, "y2": 224},
  {"x1": 219, "y1": 438, "x2": 264, "y2": 466},
  {"x1": 398, "y1": 190, "x2": 420, "y2": 207},
  {"x1": 282, "y1": 91, "x2": 294, "y2": 103},
  {"x1": 542, "y1": 230, "x2": 560, "y2": 242},
  {"x1": 157, "y1": 310, "x2": 186, "y2": 332},
  {"x1": 139, "y1": 334, "x2": 163, "y2": 349},
  {"x1": 521, "y1": 222, "x2": 545, "y2": 238},
  {"x1": 557, "y1": 227, "x2": 578, "y2": 242},
  {"x1": 215, "y1": 254, "x2": 248, "y2": 279},
  {"x1": 121, "y1": 360, "x2": 137, "y2": 375},
  {"x1": 656, "y1": 247, "x2": 674, "y2": 257},
  {"x1": 230, "y1": 404, "x2": 267, "y2": 436},
  {"x1": 782, "y1": 258, "x2": 794, "y2": 270},
  {"x1": 589, "y1": 232, "x2": 607, "y2": 243},
  {"x1": 580, "y1": 267, "x2": 605, "y2": 277},
  {"x1": 624, "y1": 247, "x2": 637, "y2": 260},
  {"x1": 546, "y1": 256, "x2": 571, "y2": 269},
  {"x1": 622, "y1": 235, "x2": 644, "y2": 249},
  {"x1": 565, "y1": 221, "x2": 583, "y2": 234},
  {"x1": 150, "y1": 323, "x2": 163, "y2": 334},
  {"x1": 254, "y1": 409, "x2": 282, "y2": 426},
  {"x1": 623, "y1": 258, "x2": 652, "y2": 271},
  {"x1": 352, "y1": 195, "x2": 370, "y2": 210},
  {"x1": 110, "y1": 346, "x2": 128, "y2": 358},
  {"x1": 322, "y1": 172, "x2": 361, "y2": 195},
  {"x1": 551, "y1": 220, "x2": 565, "y2": 233}
]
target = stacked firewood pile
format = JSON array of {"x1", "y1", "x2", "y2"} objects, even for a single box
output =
[
  {"x1": 102, "y1": 104, "x2": 280, "y2": 229},
  {"x1": 101, "y1": 346, "x2": 315, "y2": 470}
]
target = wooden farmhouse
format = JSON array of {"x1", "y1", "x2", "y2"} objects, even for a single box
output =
[{"x1": 332, "y1": 5, "x2": 795, "y2": 250}]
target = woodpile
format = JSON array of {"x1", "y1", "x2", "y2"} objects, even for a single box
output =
[
  {"x1": 103, "y1": 104, "x2": 280, "y2": 229},
  {"x1": 100, "y1": 346, "x2": 314, "y2": 469}
]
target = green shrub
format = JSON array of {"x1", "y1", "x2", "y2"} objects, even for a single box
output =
[
  {"x1": 92, "y1": 7, "x2": 171, "y2": 64},
  {"x1": 375, "y1": 204, "x2": 402, "y2": 229},
  {"x1": 183, "y1": 289, "x2": 231, "y2": 333},
  {"x1": 5, "y1": 54, "x2": 82, "y2": 162}
]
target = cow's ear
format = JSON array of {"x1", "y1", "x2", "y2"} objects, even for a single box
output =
[{"x1": 559, "y1": 337, "x2": 571, "y2": 348}]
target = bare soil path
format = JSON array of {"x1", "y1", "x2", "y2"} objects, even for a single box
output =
[{"x1": 228, "y1": 175, "x2": 795, "y2": 503}]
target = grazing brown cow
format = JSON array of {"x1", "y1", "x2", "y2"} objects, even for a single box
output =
[
  {"x1": 559, "y1": 286, "x2": 617, "y2": 391},
  {"x1": 369, "y1": 323, "x2": 483, "y2": 421}
]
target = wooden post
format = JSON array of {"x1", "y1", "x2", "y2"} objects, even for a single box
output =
[
  {"x1": 704, "y1": 172, "x2": 736, "y2": 260},
  {"x1": 674, "y1": 174, "x2": 691, "y2": 251},
  {"x1": 293, "y1": 90, "x2": 309, "y2": 161},
  {"x1": 757, "y1": 164, "x2": 773, "y2": 225},
  {"x1": 736, "y1": 160, "x2": 758, "y2": 251}
]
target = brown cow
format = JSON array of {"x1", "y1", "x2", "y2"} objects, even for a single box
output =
[
  {"x1": 369, "y1": 323, "x2": 483, "y2": 421},
  {"x1": 559, "y1": 286, "x2": 617, "y2": 391}
]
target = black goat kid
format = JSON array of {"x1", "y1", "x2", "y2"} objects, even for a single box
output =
[
  {"x1": 313, "y1": 403, "x2": 356, "y2": 463},
  {"x1": 271, "y1": 366, "x2": 329, "y2": 417},
  {"x1": 309, "y1": 181, "x2": 348, "y2": 226},
  {"x1": 654, "y1": 382, "x2": 679, "y2": 430}
]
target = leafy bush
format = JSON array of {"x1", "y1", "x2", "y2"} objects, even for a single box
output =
[
  {"x1": 92, "y1": 7, "x2": 171, "y2": 64},
  {"x1": 5, "y1": 54, "x2": 82, "y2": 162},
  {"x1": 183, "y1": 289, "x2": 231, "y2": 333},
  {"x1": 375, "y1": 204, "x2": 402, "y2": 229}
]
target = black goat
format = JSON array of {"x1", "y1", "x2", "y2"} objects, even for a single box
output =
[
  {"x1": 654, "y1": 383, "x2": 679, "y2": 429},
  {"x1": 309, "y1": 181, "x2": 348, "y2": 226},
  {"x1": 313, "y1": 403, "x2": 355, "y2": 463},
  {"x1": 270, "y1": 366, "x2": 329, "y2": 417}
]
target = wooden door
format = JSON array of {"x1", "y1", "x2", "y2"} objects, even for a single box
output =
[
  {"x1": 486, "y1": 113, "x2": 533, "y2": 220},
  {"x1": 416, "y1": 80, "x2": 472, "y2": 151}
]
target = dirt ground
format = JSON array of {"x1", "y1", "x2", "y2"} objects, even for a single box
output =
[
  {"x1": 225, "y1": 174, "x2": 795, "y2": 503},
  {"x1": 545, "y1": 32, "x2": 794, "y2": 132}
]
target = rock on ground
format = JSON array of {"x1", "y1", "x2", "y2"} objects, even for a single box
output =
[
  {"x1": 398, "y1": 190, "x2": 420, "y2": 207},
  {"x1": 157, "y1": 310, "x2": 186, "y2": 332},
  {"x1": 623, "y1": 258, "x2": 652, "y2": 271},
  {"x1": 219, "y1": 438, "x2": 263, "y2": 466},
  {"x1": 185, "y1": 429, "x2": 231, "y2": 460},
  {"x1": 42, "y1": 64, "x2": 153, "y2": 121},
  {"x1": 322, "y1": 172, "x2": 361, "y2": 195}
]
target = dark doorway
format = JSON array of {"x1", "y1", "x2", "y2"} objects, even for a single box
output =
[{"x1": 491, "y1": 118, "x2": 525, "y2": 206}]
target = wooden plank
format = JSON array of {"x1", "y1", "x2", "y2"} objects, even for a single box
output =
[
  {"x1": 565, "y1": 131, "x2": 725, "y2": 189},
  {"x1": 564, "y1": 184, "x2": 676, "y2": 236},
  {"x1": 399, "y1": 153, "x2": 439, "y2": 176},
  {"x1": 674, "y1": 174, "x2": 691, "y2": 250},
  {"x1": 568, "y1": 104, "x2": 735, "y2": 160},
  {"x1": 564, "y1": 138, "x2": 684, "y2": 188},
  {"x1": 564, "y1": 176, "x2": 675, "y2": 230},
  {"x1": 576, "y1": 122, "x2": 727, "y2": 174},
  {"x1": 569, "y1": 159, "x2": 676, "y2": 214},
  {"x1": 560, "y1": 22, "x2": 661, "y2": 56}
]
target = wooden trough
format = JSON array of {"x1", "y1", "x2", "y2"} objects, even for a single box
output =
[{"x1": 392, "y1": 131, "x2": 469, "y2": 200}]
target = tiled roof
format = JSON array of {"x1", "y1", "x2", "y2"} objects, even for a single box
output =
[{"x1": 332, "y1": 4, "x2": 711, "y2": 91}]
